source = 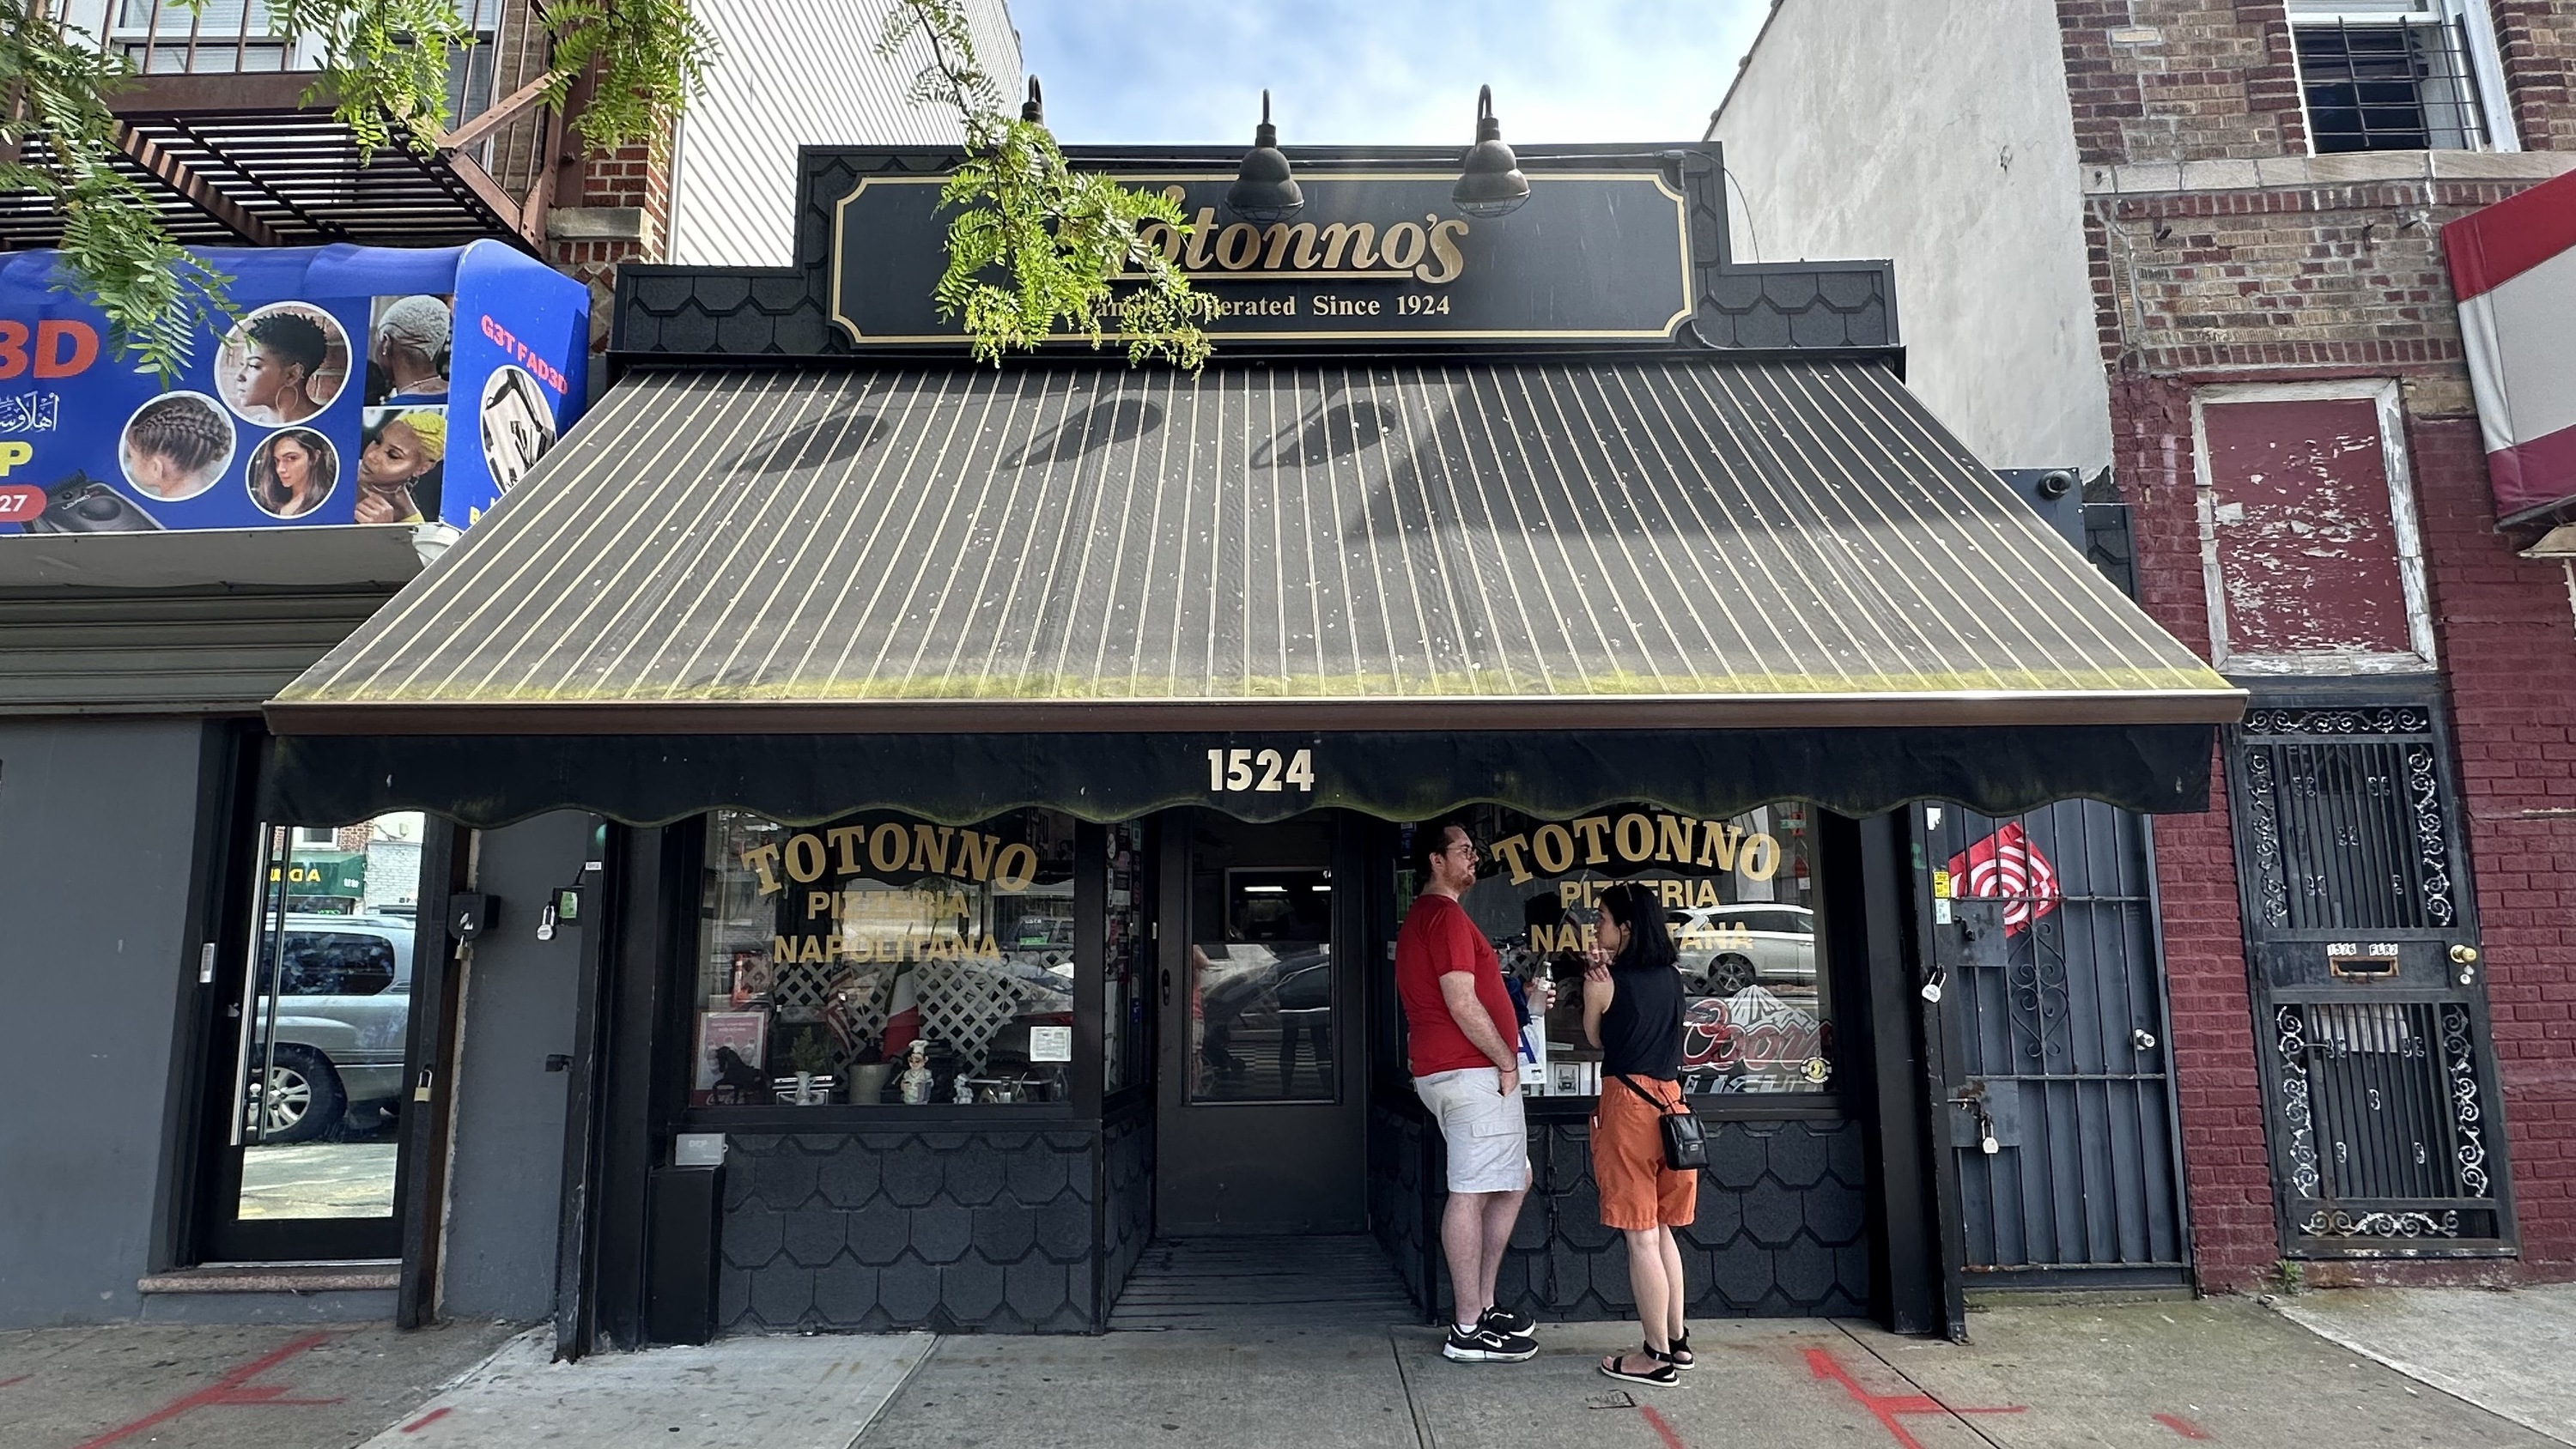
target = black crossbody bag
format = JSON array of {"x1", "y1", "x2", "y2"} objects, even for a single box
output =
[{"x1": 1617, "y1": 1074, "x2": 1707, "y2": 1171}]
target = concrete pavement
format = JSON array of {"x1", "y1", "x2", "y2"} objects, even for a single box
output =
[
  {"x1": 0, "y1": 1318, "x2": 520, "y2": 1449},
  {"x1": 2279, "y1": 1282, "x2": 2576, "y2": 1446},
  {"x1": 1, "y1": 1291, "x2": 2567, "y2": 1448}
]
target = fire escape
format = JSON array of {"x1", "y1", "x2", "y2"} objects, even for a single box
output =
[{"x1": 3, "y1": 0, "x2": 565, "y2": 251}]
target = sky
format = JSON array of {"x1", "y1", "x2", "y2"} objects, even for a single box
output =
[{"x1": 1006, "y1": 0, "x2": 1769, "y2": 148}]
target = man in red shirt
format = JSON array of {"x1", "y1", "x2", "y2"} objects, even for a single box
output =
[{"x1": 1395, "y1": 819, "x2": 1538, "y2": 1363}]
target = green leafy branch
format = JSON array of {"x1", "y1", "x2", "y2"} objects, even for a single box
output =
[
  {"x1": 881, "y1": 0, "x2": 1214, "y2": 368},
  {"x1": 1, "y1": 0, "x2": 715, "y2": 378},
  {"x1": 1, "y1": 0, "x2": 234, "y2": 375}
]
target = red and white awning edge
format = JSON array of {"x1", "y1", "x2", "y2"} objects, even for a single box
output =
[{"x1": 2446, "y1": 168, "x2": 2576, "y2": 525}]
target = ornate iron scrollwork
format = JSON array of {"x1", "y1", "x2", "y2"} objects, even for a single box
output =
[
  {"x1": 2407, "y1": 746, "x2": 2458, "y2": 927},
  {"x1": 2274, "y1": 1004, "x2": 2319, "y2": 1198},
  {"x1": 2243, "y1": 707, "x2": 2431, "y2": 737},
  {"x1": 2244, "y1": 748, "x2": 2290, "y2": 927},
  {"x1": 2299, "y1": 1208, "x2": 2462, "y2": 1239},
  {"x1": 2441, "y1": 1005, "x2": 2490, "y2": 1197}
]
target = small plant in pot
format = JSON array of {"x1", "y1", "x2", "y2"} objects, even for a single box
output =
[
  {"x1": 846, "y1": 1037, "x2": 895, "y2": 1105},
  {"x1": 772, "y1": 1028, "x2": 838, "y2": 1106}
]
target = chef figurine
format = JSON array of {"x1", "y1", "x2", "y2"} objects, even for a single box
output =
[
  {"x1": 952, "y1": 1072, "x2": 975, "y2": 1105},
  {"x1": 897, "y1": 1039, "x2": 933, "y2": 1105}
]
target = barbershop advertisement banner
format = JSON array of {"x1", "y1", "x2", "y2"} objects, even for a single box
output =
[{"x1": 0, "y1": 239, "x2": 587, "y2": 536}]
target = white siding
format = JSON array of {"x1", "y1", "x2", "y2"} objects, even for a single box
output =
[
  {"x1": 667, "y1": 0, "x2": 1020, "y2": 268},
  {"x1": 1710, "y1": 0, "x2": 2109, "y2": 473}
]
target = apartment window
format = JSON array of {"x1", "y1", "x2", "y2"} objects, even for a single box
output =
[{"x1": 2287, "y1": 2, "x2": 2518, "y2": 153}]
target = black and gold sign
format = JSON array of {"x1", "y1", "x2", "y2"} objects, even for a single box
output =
[{"x1": 828, "y1": 169, "x2": 1694, "y2": 345}]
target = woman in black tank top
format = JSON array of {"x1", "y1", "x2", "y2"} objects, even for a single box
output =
[{"x1": 1582, "y1": 882, "x2": 1697, "y2": 1385}]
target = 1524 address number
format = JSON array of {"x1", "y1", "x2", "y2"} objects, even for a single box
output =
[{"x1": 1207, "y1": 748, "x2": 1315, "y2": 794}]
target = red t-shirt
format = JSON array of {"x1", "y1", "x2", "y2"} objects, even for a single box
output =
[{"x1": 1394, "y1": 892, "x2": 1518, "y2": 1078}]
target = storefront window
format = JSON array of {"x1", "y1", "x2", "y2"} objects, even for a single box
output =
[
  {"x1": 692, "y1": 808, "x2": 1075, "y2": 1108},
  {"x1": 234, "y1": 812, "x2": 426, "y2": 1222},
  {"x1": 1431, "y1": 803, "x2": 1832, "y2": 1099},
  {"x1": 1188, "y1": 817, "x2": 1338, "y2": 1104},
  {"x1": 1103, "y1": 821, "x2": 1150, "y2": 1095}
]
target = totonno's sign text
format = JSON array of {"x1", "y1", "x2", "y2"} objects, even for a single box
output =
[{"x1": 829, "y1": 159, "x2": 1696, "y2": 346}]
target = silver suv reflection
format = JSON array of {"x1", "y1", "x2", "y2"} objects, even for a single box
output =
[{"x1": 246, "y1": 913, "x2": 413, "y2": 1143}]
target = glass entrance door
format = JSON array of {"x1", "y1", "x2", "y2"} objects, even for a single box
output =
[
  {"x1": 199, "y1": 814, "x2": 426, "y2": 1262},
  {"x1": 1156, "y1": 812, "x2": 1366, "y2": 1234}
]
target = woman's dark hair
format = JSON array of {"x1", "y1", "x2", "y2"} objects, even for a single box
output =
[
  {"x1": 1410, "y1": 818, "x2": 1469, "y2": 882},
  {"x1": 246, "y1": 312, "x2": 329, "y2": 378},
  {"x1": 250, "y1": 428, "x2": 336, "y2": 512},
  {"x1": 1596, "y1": 882, "x2": 1678, "y2": 972}
]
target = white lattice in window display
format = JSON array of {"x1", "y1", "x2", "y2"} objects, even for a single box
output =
[
  {"x1": 767, "y1": 956, "x2": 839, "y2": 1024},
  {"x1": 915, "y1": 960, "x2": 1032, "y2": 1074}
]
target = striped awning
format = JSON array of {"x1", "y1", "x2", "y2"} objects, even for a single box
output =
[{"x1": 266, "y1": 357, "x2": 2239, "y2": 733}]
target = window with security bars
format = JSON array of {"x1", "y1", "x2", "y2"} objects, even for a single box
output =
[{"x1": 2287, "y1": 1, "x2": 2516, "y2": 153}]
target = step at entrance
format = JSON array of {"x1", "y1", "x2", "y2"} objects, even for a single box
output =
[{"x1": 1107, "y1": 1234, "x2": 1418, "y2": 1331}]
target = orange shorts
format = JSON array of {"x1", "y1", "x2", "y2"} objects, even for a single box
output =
[{"x1": 1591, "y1": 1076, "x2": 1698, "y2": 1230}]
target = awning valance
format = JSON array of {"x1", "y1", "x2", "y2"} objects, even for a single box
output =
[
  {"x1": 260, "y1": 724, "x2": 2215, "y2": 828},
  {"x1": 267, "y1": 356, "x2": 2239, "y2": 734}
]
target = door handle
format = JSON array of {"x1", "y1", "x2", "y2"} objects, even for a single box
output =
[{"x1": 2133, "y1": 1028, "x2": 2157, "y2": 1051}]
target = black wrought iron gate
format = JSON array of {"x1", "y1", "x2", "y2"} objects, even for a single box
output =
[
  {"x1": 1923, "y1": 799, "x2": 2190, "y2": 1285},
  {"x1": 2227, "y1": 703, "x2": 2517, "y2": 1255}
]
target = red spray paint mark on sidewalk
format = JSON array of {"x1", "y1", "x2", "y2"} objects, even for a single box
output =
[
  {"x1": 1637, "y1": 1404, "x2": 1689, "y2": 1449},
  {"x1": 70, "y1": 1331, "x2": 344, "y2": 1449},
  {"x1": 1804, "y1": 1347, "x2": 2026, "y2": 1449},
  {"x1": 401, "y1": 1405, "x2": 455, "y2": 1434},
  {"x1": 2155, "y1": 1412, "x2": 2215, "y2": 1440},
  {"x1": 0, "y1": 1374, "x2": 30, "y2": 1389}
]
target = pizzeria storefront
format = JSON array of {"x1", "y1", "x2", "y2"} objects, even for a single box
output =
[{"x1": 257, "y1": 142, "x2": 2244, "y2": 1349}]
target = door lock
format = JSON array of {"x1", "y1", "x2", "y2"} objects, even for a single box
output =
[{"x1": 2133, "y1": 1028, "x2": 2158, "y2": 1051}]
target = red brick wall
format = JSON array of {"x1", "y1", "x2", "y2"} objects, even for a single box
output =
[
  {"x1": 2059, "y1": 1, "x2": 2576, "y2": 166},
  {"x1": 545, "y1": 138, "x2": 675, "y2": 349},
  {"x1": 2061, "y1": 0, "x2": 2576, "y2": 1285},
  {"x1": 2056, "y1": 1, "x2": 2307, "y2": 167},
  {"x1": 2408, "y1": 410, "x2": 2576, "y2": 1276},
  {"x1": 2490, "y1": 2, "x2": 2576, "y2": 151},
  {"x1": 2112, "y1": 362, "x2": 2576, "y2": 1288},
  {"x1": 2111, "y1": 372, "x2": 2278, "y2": 1292}
]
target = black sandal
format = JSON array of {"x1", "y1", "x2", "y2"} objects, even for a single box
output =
[
  {"x1": 1652, "y1": 1329, "x2": 1695, "y2": 1371},
  {"x1": 1599, "y1": 1347, "x2": 1679, "y2": 1386}
]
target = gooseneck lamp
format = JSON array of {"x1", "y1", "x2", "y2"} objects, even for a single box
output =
[
  {"x1": 1224, "y1": 89, "x2": 1304, "y2": 225},
  {"x1": 1451, "y1": 84, "x2": 1529, "y2": 219},
  {"x1": 1021, "y1": 76, "x2": 1044, "y2": 125}
]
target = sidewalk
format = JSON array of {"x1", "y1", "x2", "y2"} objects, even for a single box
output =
[{"x1": 3, "y1": 1293, "x2": 2567, "y2": 1449}]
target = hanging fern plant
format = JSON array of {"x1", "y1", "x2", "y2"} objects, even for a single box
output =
[{"x1": 879, "y1": 0, "x2": 1214, "y2": 369}]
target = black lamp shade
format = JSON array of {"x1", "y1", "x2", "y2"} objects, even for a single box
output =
[
  {"x1": 1452, "y1": 85, "x2": 1529, "y2": 219},
  {"x1": 1226, "y1": 90, "x2": 1304, "y2": 225}
]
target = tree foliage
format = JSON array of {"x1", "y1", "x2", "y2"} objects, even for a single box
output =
[
  {"x1": 880, "y1": 0, "x2": 1213, "y2": 368},
  {"x1": 0, "y1": 0, "x2": 715, "y2": 376}
]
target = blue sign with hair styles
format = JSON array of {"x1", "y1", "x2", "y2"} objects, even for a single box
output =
[{"x1": 0, "y1": 239, "x2": 588, "y2": 536}]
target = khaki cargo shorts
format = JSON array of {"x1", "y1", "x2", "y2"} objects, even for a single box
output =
[{"x1": 1415, "y1": 1067, "x2": 1532, "y2": 1194}]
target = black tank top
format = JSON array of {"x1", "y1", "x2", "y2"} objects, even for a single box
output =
[{"x1": 1599, "y1": 957, "x2": 1684, "y2": 1081}]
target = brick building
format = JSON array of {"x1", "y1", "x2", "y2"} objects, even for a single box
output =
[{"x1": 1716, "y1": 0, "x2": 2576, "y2": 1295}]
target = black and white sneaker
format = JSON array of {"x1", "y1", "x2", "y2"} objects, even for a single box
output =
[
  {"x1": 1479, "y1": 1305, "x2": 1538, "y2": 1338},
  {"x1": 1442, "y1": 1322, "x2": 1539, "y2": 1362}
]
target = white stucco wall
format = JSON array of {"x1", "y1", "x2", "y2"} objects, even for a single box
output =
[
  {"x1": 1710, "y1": 0, "x2": 2108, "y2": 473},
  {"x1": 667, "y1": 0, "x2": 1021, "y2": 268}
]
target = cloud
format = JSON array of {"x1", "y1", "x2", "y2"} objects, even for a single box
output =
[{"x1": 1010, "y1": 0, "x2": 1766, "y2": 146}]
